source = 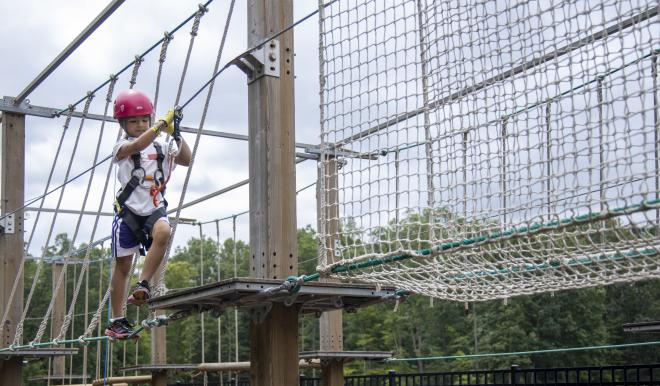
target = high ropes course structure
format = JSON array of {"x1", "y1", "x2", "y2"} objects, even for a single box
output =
[{"x1": 0, "y1": 0, "x2": 658, "y2": 385}]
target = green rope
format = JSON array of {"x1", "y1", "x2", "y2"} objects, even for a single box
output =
[
  {"x1": 387, "y1": 341, "x2": 660, "y2": 362},
  {"x1": 295, "y1": 197, "x2": 660, "y2": 284}
]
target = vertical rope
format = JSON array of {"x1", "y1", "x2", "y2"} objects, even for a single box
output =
[
  {"x1": 154, "y1": 0, "x2": 236, "y2": 296},
  {"x1": 153, "y1": 32, "x2": 173, "y2": 112},
  {"x1": 175, "y1": 4, "x2": 209, "y2": 105},
  {"x1": 32, "y1": 94, "x2": 95, "y2": 345},
  {"x1": 7, "y1": 106, "x2": 74, "y2": 347},
  {"x1": 129, "y1": 56, "x2": 144, "y2": 89}
]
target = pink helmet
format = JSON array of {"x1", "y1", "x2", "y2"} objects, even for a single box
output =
[{"x1": 113, "y1": 89, "x2": 154, "y2": 119}]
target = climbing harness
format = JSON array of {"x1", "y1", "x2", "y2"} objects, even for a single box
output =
[{"x1": 114, "y1": 140, "x2": 171, "y2": 253}]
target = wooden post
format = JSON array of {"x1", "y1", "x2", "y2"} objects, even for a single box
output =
[
  {"x1": 151, "y1": 265, "x2": 167, "y2": 386},
  {"x1": 318, "y1": 156, "x2": 344, "y2": 386},
  {"x1": 247, "y1": 1, "x2": 298, "y2": 385},
  {"x1": 52, "y1": 263, "x2": 66, "y2": 377},
  {"x1": 0, "y1": 112, "x2": 25, "y2": 384}
]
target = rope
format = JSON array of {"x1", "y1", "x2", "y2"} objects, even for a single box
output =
[
  {"x1": 154, "y1": 0, "x2": 235, "y2": 296},
  {"x1": 179, "y1": 0, "x2": 339, "y2": 110},
  {"x1": 55, "y1": 80, "x2": 118, "y2": 341},
  {"x1": 153, "y1": 32, "x2": 173, "y2": 112},
  {"x1": 387, "y1": 341, "x2": 660, "y2": 362},
  {"x1": 31, "y1": 94, "x2": 95, "y2": 346},
  {"x1": 317, "y1": 197, "x2": 660, "y2": 280},
  {"x1": 175, "y1": 4, "x2": 208, "y2": 106},
  {"x1": 55, "y1": 0, "x2": 215, "y2": 116},
  {"x1": 128, "y1": 56, "x2": 144, "y2": 89}
]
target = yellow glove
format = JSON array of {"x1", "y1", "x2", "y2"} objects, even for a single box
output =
[{"x1": 157, "y1": 109, "x2": 175, "y2": 135}]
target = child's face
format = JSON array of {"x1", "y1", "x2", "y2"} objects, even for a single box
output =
[{"x1": 122, "y1": 115, "x2": 151, "y2": 137}]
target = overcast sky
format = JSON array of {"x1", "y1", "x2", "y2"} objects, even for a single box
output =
[{"x1": 0, "y1": 1, "x2": 323, "y2": 257}]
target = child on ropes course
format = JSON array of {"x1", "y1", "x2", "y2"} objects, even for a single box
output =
[{"x1": 105, "y1": 89, "x2": 192, "y2": 339}]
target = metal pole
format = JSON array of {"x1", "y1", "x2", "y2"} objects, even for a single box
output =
[
  {"x1": 215, "y1": 220, "x2": 224, "y2": 386},
  {"x1": 652, "y1": 53, "x2": 658, "y2": 228},
  {"x1": 199, "y1": 223, "x2": 207, "y2": 386},
  {"x1": 416, "y1": 0, "x2": 435, "y2": 244},
  {"x1": 233, "y1": 215, "x2": 239, "y2": 386},
  {"x1": 14, "y1": 0, "x2": 126, "y2": 104},
  {"x1": 501, "y1": 118, "x2": 508, "y2": 226}
]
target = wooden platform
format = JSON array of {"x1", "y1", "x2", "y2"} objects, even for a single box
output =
[
  {"x1": 148, "y1": 277, "x2": 399, "y2": 315},
  {"x1": 0, "y1": 347, "x2": 78, "y2": 359},
  {"x1": 300, "y1": 350, "x2": 392, "y2": 362}
]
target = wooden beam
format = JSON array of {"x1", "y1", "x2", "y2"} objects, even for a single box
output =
[
  {"x1": 0, "y1": 112, "x2": 25, "y2": 385},
  {"x1": 318, "y1": 157, "x2": 344, "y2": 386},
  {"x1": 247, "y1": 1, "x2": 298, "y2": 385},
  {"x1": 151, "y1": 265, "x2": 167, "y2": 386},
  {"x1": 198, "y1": 359, "x2": 320, "y2": 372}
]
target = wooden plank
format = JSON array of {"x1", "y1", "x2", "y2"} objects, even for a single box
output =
[
  {"x1": 247, "y1": 1, "x2": 298, "y2": 385},
  {"x1": 0, "y1": 112, "x2": 25, "y2": 385}
]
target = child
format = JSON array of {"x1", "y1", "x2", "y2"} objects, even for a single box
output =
[{"x1": 105, "y1": 89, "x2": 192, "y2": 339}]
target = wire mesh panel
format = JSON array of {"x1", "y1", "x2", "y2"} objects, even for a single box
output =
[{"x1": 317, "y1": 0, "x2": 660, "y2": 301}]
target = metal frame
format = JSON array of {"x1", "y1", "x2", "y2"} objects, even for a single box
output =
[
  {"x1": 119, "y1": 364, "x2": 198, "y2": 372},
  {"x1": 13, "y1": 0, "x2": 126, "y2": 104}
]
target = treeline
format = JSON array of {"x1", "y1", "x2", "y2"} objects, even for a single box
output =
[{"x1": 17, "y1": 225, "x2": 660, "y2": 383}]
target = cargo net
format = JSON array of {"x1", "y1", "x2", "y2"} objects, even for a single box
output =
[{"x1": 317, "y1": 0, "x2": 660, "y2": 301}]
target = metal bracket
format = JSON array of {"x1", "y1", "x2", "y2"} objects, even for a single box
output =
[
  {"x1": 230, "y1": 39, "x2": 280, "y2": 83},
  {"x1": 0, "y1": 214, "x2": 15, "y2": 234},
  {"x1": 333, "y1": 239, "x2": 342, "y2": 258}
]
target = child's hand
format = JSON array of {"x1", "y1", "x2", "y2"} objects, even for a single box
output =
[{"x1": 158, "y1": 110, "x2": 175, "y2": 135}]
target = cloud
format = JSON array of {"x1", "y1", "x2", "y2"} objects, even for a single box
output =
[{"x1": 2, "y1": 1, "x2": 323, "y2": 257}]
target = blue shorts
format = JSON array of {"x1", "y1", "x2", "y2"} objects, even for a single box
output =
[{"x1": 111, "y1": 214, "x2": 169, "y2": 257}]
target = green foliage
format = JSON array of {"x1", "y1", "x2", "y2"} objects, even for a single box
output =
[{"x1": 18, "y1": 219, "x2": 660, "y2": 384}]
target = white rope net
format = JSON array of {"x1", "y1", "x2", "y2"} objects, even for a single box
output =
[{"x1": 317, "y1": 0, "x2": 660, "y2": 301}]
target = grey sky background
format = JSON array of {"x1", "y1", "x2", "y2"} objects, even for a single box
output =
[{"x1": 0, "y1": 1, "x2": 323, "y2": 257}]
